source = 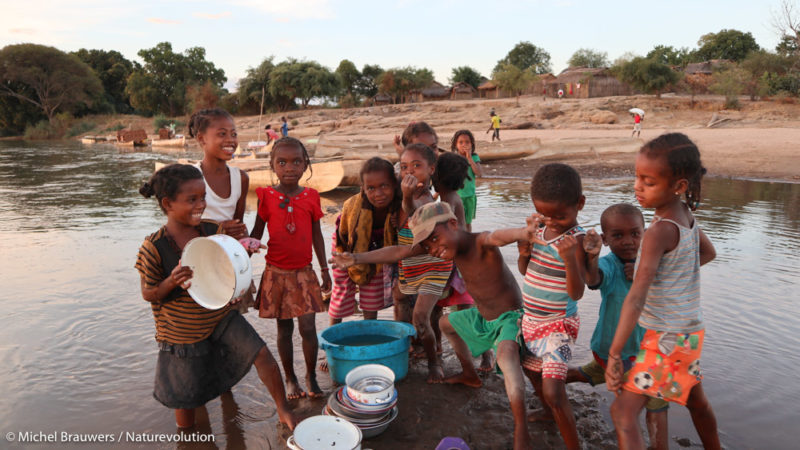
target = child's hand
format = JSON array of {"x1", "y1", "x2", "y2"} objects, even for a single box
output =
[
  {"x1": 320, "y1": 269, "x2": 332, "y2": 292},
  {"x1": 624, "y1": 262, "x2": 635, "y2": 281},
  {"x1": 401, "y1": 174, "x2": 423, "y2": 199},
  {"x1": 239, "y1": 237, "x2": 266, "y2": 253},
  {"x1": 170, "y1": 260, "x2": 193, "y2": 290},
  {"x1": 554, "y1": 235, "x2": 579, "y2": 259},
  {"x1": 220, "y1": 219, "x2": 248, "y2": 240},
  {"x1": 583, "y1": 229, "x2": 602, "y2": 256},
  {"x1": 524, "y1": 214, "x2": 546, "y2": 246},
  {"x1": 330, "y1": 251, "x2": 356, "y2": 269},
  {"x1": 517, "y1": 240, "x2": 532, "y2": 257},
  {"x1": 605, "y1": 355, "x2": 624, "y2": 395},
  {"x1": 393, "y1": 135, "x2": 403, "y2": 156}
]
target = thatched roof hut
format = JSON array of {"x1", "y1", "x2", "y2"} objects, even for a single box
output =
[
  {"x1": 409, "y1": 81, "x2": 451, "y2": 102},
  {"x1": 478, "y1": 80, "x2": 513, "y2": 99},
  {"x1": 369, "y1": 93, "x2": 392, "y2": 106},
  {"x1": 684, "y1": 59, "x2": 729, "y2": 75},
  {"x1": 450, "y1": 81, "x2": 477, "y2": 100},
  {"x1": 546, "y1": 67, "x2": 633, "y2": 98}
]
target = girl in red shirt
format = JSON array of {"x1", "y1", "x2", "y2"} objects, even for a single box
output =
[{"x1": 251, "y1": 137, "x2": 332, "y2": 400}]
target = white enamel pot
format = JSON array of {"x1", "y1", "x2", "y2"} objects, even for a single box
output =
[
  {"x1": 287, "y1": 415, "x2": 362, "y2": 450},
  {"x1": 181, "y1": 235, "x2": 252, "y2": 310},
  {"x1": 345, "y1": 364, "x2": 396, "y2": 405}
]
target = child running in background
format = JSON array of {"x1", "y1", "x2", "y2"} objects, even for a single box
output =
[
  {"x1": 135, "y1": 164, "x2": 296, "y2": 430},
  {"x1": 327, "y1": 157, "x2": 401, "y2": 324},
  {"x1": 250, "y1": 137, "x2": 332, "y2": 400},
  {"x1": 606, "y1": 133, "x2": 720, "y2": 449},
  {"x1": 518, "y1": 163, "x2": 586, "y2": 450},
  {"x1": 563, "y1": 203, "x2": 669, "y2": 450},
  {"x1": 451, "y1": 130, "x2": 483, "y2": 232},
  {"x1": 331, "y1": 202, "x2": 546, "y2": 450}
]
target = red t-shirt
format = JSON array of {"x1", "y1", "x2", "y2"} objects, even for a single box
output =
[
  {"x1": 256, "y1": 186, "x2": 323, "y2": 269},
  {"x1": 634, "y1": 115, "x2": 641, "y2": 124}
]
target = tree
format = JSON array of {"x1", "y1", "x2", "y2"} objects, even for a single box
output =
[
  {"x1": 740, "y1": 50, "x2": 794, "y2": 99},
  {"x1": 449, "y1": 66, "x2": 483, "y2": 89},
  {"x1": 678, "y1": 74, "x2": 713, "y2": 107},
  {"x1": 710, "y1": 63, "x2": 750, "y2": 108},
  {"x1": 646, "y1": 45, "x2": 694, "y2": 67},
  {"x1": 269, "y1": 59, "x2": 340, "y2": 108},
  {"x1": 567, "y1": 48, "x2": 609, "y2": 68},
  {"x1": 377, "y1": 66, "x2": 433, "y2": 103},
  {"x1": 125, "y1": 42, "x2": 226, "y2": 116},
  {"x1": 494, "y1": 41, "x2": 552, "y2": 74},
  {"x1": 613, "y1": 51, "x2": 640, "y2": 67},
  {"x1": 493, "y1": 63, "x2": 535, "y2": 105},
  {"x1": 336, "y1": 59, "x2": 361, "y2": 97},
  {"x1": 357, "y1": 64, "x2": 383, "y2": 98},
  {"x1": 237, "y1": 57, "x2": 294, "y2": 113},
  {"x1": 71, "y1": 48, "x2": 134, "y2": 113},
  {"x1": 0, "y1": 44, "x2": 102, "y2": 123},
  {"x1": 695, "y1": 29, "x2": 760, "y2": 62},
  {"x1": 772, "y1": 0, "x2": 800, "y2": 55},
  {"x1": 0, "y1": 82, "x2": 45, "y2": 135},
  {"x1": 614, "y1": 57, "x2": 680, "y2": 98}
]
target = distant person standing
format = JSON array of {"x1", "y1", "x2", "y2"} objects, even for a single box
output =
[
  {"x1": 486, "y1": 111, "x2": 501, "y2": 142},
  {"x1": 281, "y1": 116, "x2": 290, "y2": 137},
  {"x1": 632, "y1": 113, "x2": 642, "y2": 138}
]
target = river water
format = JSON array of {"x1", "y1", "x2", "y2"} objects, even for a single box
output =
[{"x1": 0, "y1": 141, "x2": 797, "y2": 449}]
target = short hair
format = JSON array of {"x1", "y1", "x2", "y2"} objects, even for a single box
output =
[
  {"x1": 139, "y1": 164, "x2": 203, "y2": 212},
  {"x1": 359, "y1": 157, "x2": 401, "y2": 211},
  {"x1": 187, "y1": 108, "x2": 233, "y2": 138},
  {"x1": 400, "y1": 121, "x2": 438, "y2": 147},
  {"x1": 530, "y1": 163, "x2": 582, "y2": 205},
  {"x1": 600, "y1": 203, "x2": 644, "y2": 231},
  {"x1": 640, "y1": 133, "x2": 706, "y2": 211},
  {"x1": 433, "y1": 152, "x2": 469, "y2": 192},
  {"x1": 401, "y1": 142, "x2": 437, "y2": 166}
]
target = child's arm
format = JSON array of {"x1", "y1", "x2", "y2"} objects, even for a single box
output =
[
  {"x1": 312, "y1": 220, "x2": 331, "y2": 292},
  {"x1": 140, "y1": 263, "x2": 192, "y2": 303},
  {"x1": 250, "y1": 214, "x2": 266, "y2": 240},
  {"x1": 555, "y1": 235, "x2": 586, "y2": 300},
  {"x1": 330, "y1": 245, "x2": 422, "y2": 269},
  {"x1": 469, "y1": 155, "x2": 483, "y2": 178},
  {"x1": 606, "y1": 222, "x2": 676, "y2": 392},
  {"x1": 698, "y1": 228, "x2": 716, "y2": 266},
  {"x1": 583, "y1": 229, "x2": 603, "y2": 287},
  {"x1": 517, "y1": 241, "x2": 531, "y2": 275}
]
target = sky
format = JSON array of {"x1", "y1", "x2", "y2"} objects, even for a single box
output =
[{"x1": 0, "y1": 0, "x2": 785, "y2": 91}]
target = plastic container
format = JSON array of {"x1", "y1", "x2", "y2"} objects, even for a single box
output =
[
  {"x1": 182, "y1": 235, "x2": 252, "y2": 310},
  {"x1": 287, "y1": 415, "x2": 362, "y2": 450},
  {"x1": 319, "y1": 320, "x2": 416, "y2": 384}
]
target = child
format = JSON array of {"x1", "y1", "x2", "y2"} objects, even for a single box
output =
[
  {"x1": 327, "y1": 157, "x2": 401, "y2": 323},
  {"x1": 330, "y1": 202, "x2": 545, "y2": 450},
  {"x1": 486, "y1": 111, "x2": 501, "y2": 142},
  {"x1": 265, "y1": 124, "x2": 279, "y2": 145},
  {"x1": 451, "y1": 130, "x2": 483, "y2": 232},
  {"x1": 280, "y1": 116, "x2": 289, "y2": 137},
  {"x1": 392, "y1": 121, "x2": 441, "y2": 157},
  {"x1": 518, "y1": 163, "x2": 586, "y2": 450},
  {"x1": 563, "y1": 203, "x2": 669, "y2": 450},
  {"x1": 250, "y1": 137, "x2": 332, "y2": 400},
  {"x1": 135, "y1": 164, "x2": 296, "y2": 430},
  {"x1": 606, "y1": 133, "x2": 719, "y2": 449},
  {"x1": 632, "y1": 113, "x2": 642, "y2": 138}
]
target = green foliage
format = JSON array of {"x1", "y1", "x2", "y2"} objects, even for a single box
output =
[
  {"x1": 493, "y1": 63, "x2": 536, "y2": 105},
  {"x1": 66, "y1": 120, "x2": 96, "y2": 137},
  {"x1": 776, "y1": 35, "x2": 799, "y2": 56},
  {"x1": 494, "y1": 41, "x2": 552, "y2": 74},
  {"x1": 377, "y1": 66, "x2": 434, "y2": 103},
  {"x1": 0, "y1": 44, "x2": 103, "y2": 123},
  {"x1": 153, "y1": 115, "x2": 184, "y2": 133},
  {"x1": 567, "y1": 48, "x2": 609, "y2": 68},
  {"x1": 237, "y1": 57, "x2": 295, "y2": 113},
  {"x1": 710, "y1": 64, "x2": 749, "y2": 108},
  {"x1": 336, "y1": 59, "x2": 361, "y2": 98},
  {"x1": 105, "y1": 123, "x2": 125, "y2": 132},
  {"x1": 614, "y1": 57, "x2": 680, "y2": 98},
  {"x1": 695, "y1": 29, "x2": 760, "y2": 62},
  {"x1": 291, "y1": 119, "x2": 299, "y2": 126},
  {"x1": 24, "y1": 120, "x2": 60, "y2": 139},
  {"x1": 0, "y1": 83, "x2": 45, "y2": 136},
  {"x1": 739, "y1": 50, "x2": 794, "y2": 99},
  {"x1": 762, "y1": 71, "x2": 800, "y2": 96},
  {"x1": 646, "y1": 45, "x2": 694, "y2": 67},
  {"x1": 269, "y1": 59, "x2": 340, "y2": 108},
  {"x1": 71, "y1": 48, "x2": 134, "y2": 113},
  {"x1": 357, "y1": 64, "x2": 384, "y2": 98},
  {"x1": 449, "y1": 66, "x2": 483, "y2": 89},
  {"x1": 125, "y1": 42, "x2": 226, "y2": 116}
]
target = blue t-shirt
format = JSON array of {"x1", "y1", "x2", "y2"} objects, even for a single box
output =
[
  {"x1": 281, "y1": 122, "x2": 289, "y2": 137},
  {"x1": 589, "y1": 253, "x2": 645, "y2": 360}
]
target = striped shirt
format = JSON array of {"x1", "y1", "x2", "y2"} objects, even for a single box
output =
[
  {"x1": 522, "y1": 225, "x2": 585, "y2": 320},
  {"x1": 638, "y1": 217, "x2": 704, "y2": 333},
  {"x1": 397, "y1": 220, "x2": 453, "y2": 297},
  {"x1": 135, "y1": 221, "x2": 232, "y2": 344}
]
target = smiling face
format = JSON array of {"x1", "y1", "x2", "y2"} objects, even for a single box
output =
[
  {"x1": 419, "y1": 220, "x2": 459, "y2": 260},
  {"x1": 634, "y1": 153, "x2": 685, "y2": 209},
  {"x1": 197, "y1": 116, "x2": 238, "y2": 160},
  {"x1": 532, "y1": 197, "x2": 584, "y2": 235},
  {"x1": 601, "y1": 213, "x2": 644, "y2": 261},
  {"x1": 362, "y1": 170, "x2": 395, "y2": 211},
  {"x1": 399, "y1": 148, "x2": 434, "y2": 185},
  {"x1": 271, "y1": 144, "x2": 307, "y2": 187},
  {"x1": 163, "y1": 178, "x2": 206, "y2": 226}
]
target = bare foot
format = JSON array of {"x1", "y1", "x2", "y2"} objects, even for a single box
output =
[
  {"x1": 443, "y1": 371, "x2": 482, "y2": 388},
  {"x1": 477, "y1": 349, "x2": 495, "y2": 373},
  {"x1": 427, "y1": 363, "x2": 444, "y2": 384},
  {"x1": 277, "y1": 407, "x2": 299, "y2": 431},
  {"x1": 527, "y1": 408, "x2": 555, "y2": 422},
  {"x1": 410, "y1": 347, "x2": 426, "y2": 360},
  {"x1": 285, "y1": 377, "x2": 306, "y2": 400},
  {"x1": 318, "y1": 360, "x2": 329, "y2": 372},
  {"x1": 305, "y1": 374, "x2": 324, "y2": 399}
]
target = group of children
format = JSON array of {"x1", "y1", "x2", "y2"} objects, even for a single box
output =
[{"x1": 136, "y1": 108, "x2": 720, "y2": 449}]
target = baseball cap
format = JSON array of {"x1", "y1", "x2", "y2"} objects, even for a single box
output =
[{"x1": 408, "y1": 202, "x2": 456, "y2": 248}]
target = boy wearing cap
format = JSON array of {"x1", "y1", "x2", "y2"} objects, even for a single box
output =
[{"x1": 330, "y1": 202, "x2": 544, "y2": 450}]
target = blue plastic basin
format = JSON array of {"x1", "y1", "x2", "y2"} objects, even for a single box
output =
[{"x1": 319, "y1": 320, "x2": 416, "y2": 384}]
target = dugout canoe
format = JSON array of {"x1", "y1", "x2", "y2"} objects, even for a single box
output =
[
  {"x1": 154, "y1": 158, "x2": 360, "y2": 193},
  {"x1": 150, "y1": 136, "x2": 186, "y2": 148}
]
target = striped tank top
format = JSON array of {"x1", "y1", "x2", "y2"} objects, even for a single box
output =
[
  {"x1": 637, "y1": 216, "x2": 703, "y2": 333},
  {"x1": 522, "y1": 225, "x2": 585, "y2": 320},
  {"x1": 397, "y1": 220, "x2": 453, "y2": 297}
]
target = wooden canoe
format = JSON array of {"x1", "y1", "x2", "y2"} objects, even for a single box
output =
[
  {"x1": 154, "y1": 158, "x2": 361, "y2": 194},
  {"x1": 151, "y1": 136, "x2": 186, "y2": 148}
]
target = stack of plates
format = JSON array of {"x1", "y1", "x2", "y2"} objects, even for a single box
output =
[{"x1": 324, "y1": 386, "x2": 398, "y2": 438}]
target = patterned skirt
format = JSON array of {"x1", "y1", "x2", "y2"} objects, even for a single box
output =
[{"x1": 255, "y1": 264, "x2": 325, "y2": 319}]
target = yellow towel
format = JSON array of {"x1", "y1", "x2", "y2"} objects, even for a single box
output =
[{"x1": 335, "y1": 194, "x2": 397, "y2": 285}]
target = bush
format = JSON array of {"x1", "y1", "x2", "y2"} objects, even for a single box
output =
[
  {"x1": 24, "y1": 120, "x2": 60, "y2": 139},
  {"x1": 723, "y1": 97, "x2": 741, "y2": 110},
  {"x1": 153, "y1": 114, "x2": 170, "y2": 130},
  {"x1": 66, "y1": 121, "x2": 96, "y2": 137},
  {"x1": 105, "y1": 123, "x2": 125, "y2": 132},
  {"x1": 291, "y1": 119, "x2": 299, "y2": 126}
]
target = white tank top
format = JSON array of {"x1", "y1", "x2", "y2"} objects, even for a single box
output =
[{"x1": 198, "y1": 164, "x2": 242, "y2": 222}]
